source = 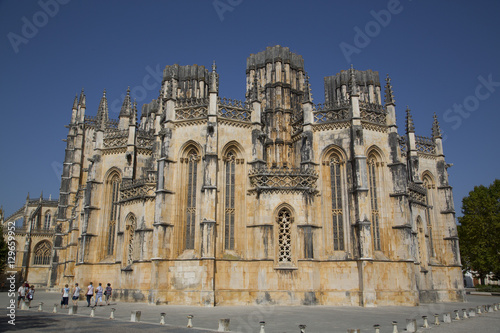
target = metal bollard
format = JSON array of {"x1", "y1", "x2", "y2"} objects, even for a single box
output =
[
  {"x1": 462, "y1": 309, "x2": 468, "y2": 319},
  {"x1": 477, "y1": 306, "x2": 482, "y2": 315},
  {"x1": 374, "y1": 324, "x2": 381, "y2": 333},
  {"x1": 90, "y1": 307, "x2": 95, "y2": 317},
  {"x1": 495, "y1": 303, "x2": 499, "y2": 311},
  {"x1": 299, "y1": 324, "x2": 306, "y2": 333},
  {"x1": 160, "y1": 312, "x2": 166, "y2": 325},
  {"x1": 21, "y1": 300, "x2": 29, "y2": 310},
  {"x1": 130, "y1": 310, "x2": 141, "y2": 322},
  {"x1": 406, "y1": 319, "x2": 417, "y2": 332},
  {"x1": 110, "y1": 308, "x2": 115, "y2": 319},
  {"x1": 187, "y1": 315, "x2": 193, "y2": 328},
  {"x1": 443, "y1": 313, "x2": 451, "y2": 323},
  {"x1": 434, "y1": 314, "x2": 440, "y2": 326},
  {"x1": 53, "y1": 304, "x2": 58, "y2": 313},
  {"x1": 38, "y1": 302, "x2": 43, "y2": 312},
  {"x1": 454, "y1": 310, "x2": 460, "y2": 320},
  {"x1": 468, "y1": 308, "x2": 476, "y2": 317},
  {"x1": 392, "y1": 321, "x2": 398, "y2": 333},
  {"x1": 259, "y1": 321, "x2": 266, "y2": 333},
  {"x1": 488, "y1": 304, "x2": 494, "y2": 313},
  {"x1": 422, "y1": 316, "x2": 429, "y2": 328},
  {"x1": 347, "y1": 330, "x2": 360, "y2": 333},
  {"x1": 218, "y1": 318, "x2": 230, "y2": 332},
  {"x1": 68, "y1": 305, "x2": 77, "y2": 315}
]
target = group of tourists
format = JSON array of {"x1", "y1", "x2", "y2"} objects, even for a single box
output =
[
  {"x1": 16, "y1": 281, "x2": 35, "y2": 308},
  {"x1": 61, "y1": 282, "x2": 112, "y2": 307},
  {"x1": 82, "y1": 282, "x2": 112, "y2": 307},
  {"x1": 17, "y1": 280, "x2": 113, "y2": 309}
]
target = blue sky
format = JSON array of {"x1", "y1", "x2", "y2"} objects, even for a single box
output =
[{"x1": 0, "y1": 0, "x2": 499, "y2": 217}]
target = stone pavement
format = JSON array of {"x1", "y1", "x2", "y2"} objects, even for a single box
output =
[{"x1": 1, "y1": 291, "x2": 500, "y2": 332}]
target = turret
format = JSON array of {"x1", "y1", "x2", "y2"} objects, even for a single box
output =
[
  {"x1": 432, "y1": 113, "x2": 444, "y2": 156},
  {"x1": 77, "y1": 88, "x2": 86, "y2": 123},
  {"x1": 385, "y1": 74, "x2": 396, "y2": 128},
  {"x1": 405, "y1": 106, "x2": 420, "y2": 183},
  {"x1": 324, "y1": 68, "x2": 381, "y2": 105},
  {"x1": 119, "y1": 87, "x2": 132, "y2": 129},
  {"x1": 209, "y1": 61, "x2": 218, "y2": 116},
  {"x1": 70, "y1": 94, "x2": 78, "y2": 124},
  {"x1": 245, "y1": 45, "x2": 306, "y2": 167},
  {"x1": 96, "y1": 89, "x2": 109, "y2": 131}
]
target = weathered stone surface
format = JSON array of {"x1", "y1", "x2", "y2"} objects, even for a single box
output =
[{"x1": 2, "y1": 46, "x2": 464, "y2": 307}]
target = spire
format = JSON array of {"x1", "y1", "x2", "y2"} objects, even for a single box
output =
[
  {"x1": 432, "y1": 113, "x2": 442, "y2": 139},
  {"x1": 209, "y1": 60, "x2": 219, "y2": 93},
  {"x1": 26, "y1": 192, "x2": 30, "y2": 201},
  {"x1": 130, "y1": 99, "x2": 138, "y2": 125},
  {"x1": 405, "y1": 106, "x2": 415, "y2": 133},
  {"x1": 303, "y1": 72, "x2": 312, "y2": 103},
  {"x1": 119, "y1": 87, "x2": 132, "y2": 118},
  {"x1": 78, "y1": 88, "x2": 86, "y2": 108},
  {"x1": 96, "y1": 89, "x2": 109, "y2": 129},
  {"x1": 384, "y1": 74, "x2": 396, "y2": 105},
  {"x1": 349, "y1": 64, "x2": 358, "y2": 96},
  {"x1": 72, "y1": 94, "x2": 78, "y2": 109},
  {"x1": 39, "y1": 191, "x2": 43, "y2": 201}
]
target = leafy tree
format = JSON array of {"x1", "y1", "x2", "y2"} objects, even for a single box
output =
[
  {"x1": 0, "y1": 226, "x2": 8, "y2": 275},
  {"x1": 458, "y1": 179, "x2": 500, "y2": 285}
]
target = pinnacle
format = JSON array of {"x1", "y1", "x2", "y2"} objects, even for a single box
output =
[
  {"x1": 384, "y1": 74, "x2": 395, "y2": 105},
  {"x1": 97, "y1": 89, "x2": 109, "y2": 129},
  {"x1": 119, "y1": 87, "x2": 132, "y2": 118},
  {"x1": 432, "y1": 113, "x2": 442, "y2": 139},
  {"x1": 406, "y1": 106, "x2": 415, "y2": 133}
]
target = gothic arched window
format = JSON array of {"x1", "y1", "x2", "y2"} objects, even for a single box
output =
[
  {"x1": 107, "y1": 173, "x2": 121, "y2": 255},
  {"x1": 44, "y1": 212, "x2": 51, "y2": 230},
  {"x1": 224, "y1": 151, "x2": 236, "y2": 250},
  {"x1": 368, "y1": 156, "x2": 381, "y2": 251},
  {"x1": 185, "y1": 149, "x2": 199, "y2": 250},
  {"x1": 33, "y1": 241, "x2": 52, "y2": 265},
  {"x1": 329, "y1": 155, "x2": 344, "y2": 251},
  {"x1": 277, "y1": 207, "x2": 292, "y2": 263},
  {"x1": 31, "y1": 215, "x2": 39, "y2": 230}
]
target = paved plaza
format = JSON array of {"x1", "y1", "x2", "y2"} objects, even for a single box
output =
[{"x1": 1, "y1": 291, "x2": 499, "y2": 332}]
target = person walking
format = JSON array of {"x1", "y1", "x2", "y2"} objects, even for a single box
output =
[
  {"x1": 72, "y1": 283, "x2": 80, "y2": 306},
  {"x1": 61, "y1": 284, "x2": 70, "y2": 309},
  {"x1": 86, "y1": 282, "x2": 94, "y2": 307},
  {"x1": 95, "y1": 283, "x2": 104, "y2": 306},
  {"x1": 17, "y1": 283, "x2": 26, "y2": 308},
  {"x1": 104, "y1": 283, "x2": 112, "y2": 305},
  {"x1": 27, "y1": 285, "x2": 35, "y2": 307}
]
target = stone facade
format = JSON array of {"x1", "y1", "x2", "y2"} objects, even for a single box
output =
[
  {"x1": 1, "y1": 194, "x2": 58, "y2": 287},
  {"x1": 3, "y1": 46, "x2": 465, "y2": 306}
]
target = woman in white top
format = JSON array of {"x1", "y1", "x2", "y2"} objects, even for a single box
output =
[
  {"x1": 72, "y1": 283, "x2": 81, "y2": 305},
  {"x1": 61, "y1": 284, "x2": 70, "y2": 309},
  {"x1": 86, "y1": 282, "x2": 94, "y2": 307}
]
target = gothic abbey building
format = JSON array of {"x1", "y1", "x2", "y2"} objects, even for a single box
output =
[{"x1": 3, "y1": 46, "x2": 465, "y2": 306}]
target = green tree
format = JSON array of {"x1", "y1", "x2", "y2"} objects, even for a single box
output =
[
  {"x1": 458, "y1": 179, "x2": 500, "y2": 285},
  {"x1": 0, "y1": 226, "x2": 8, "y2": 275}
]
